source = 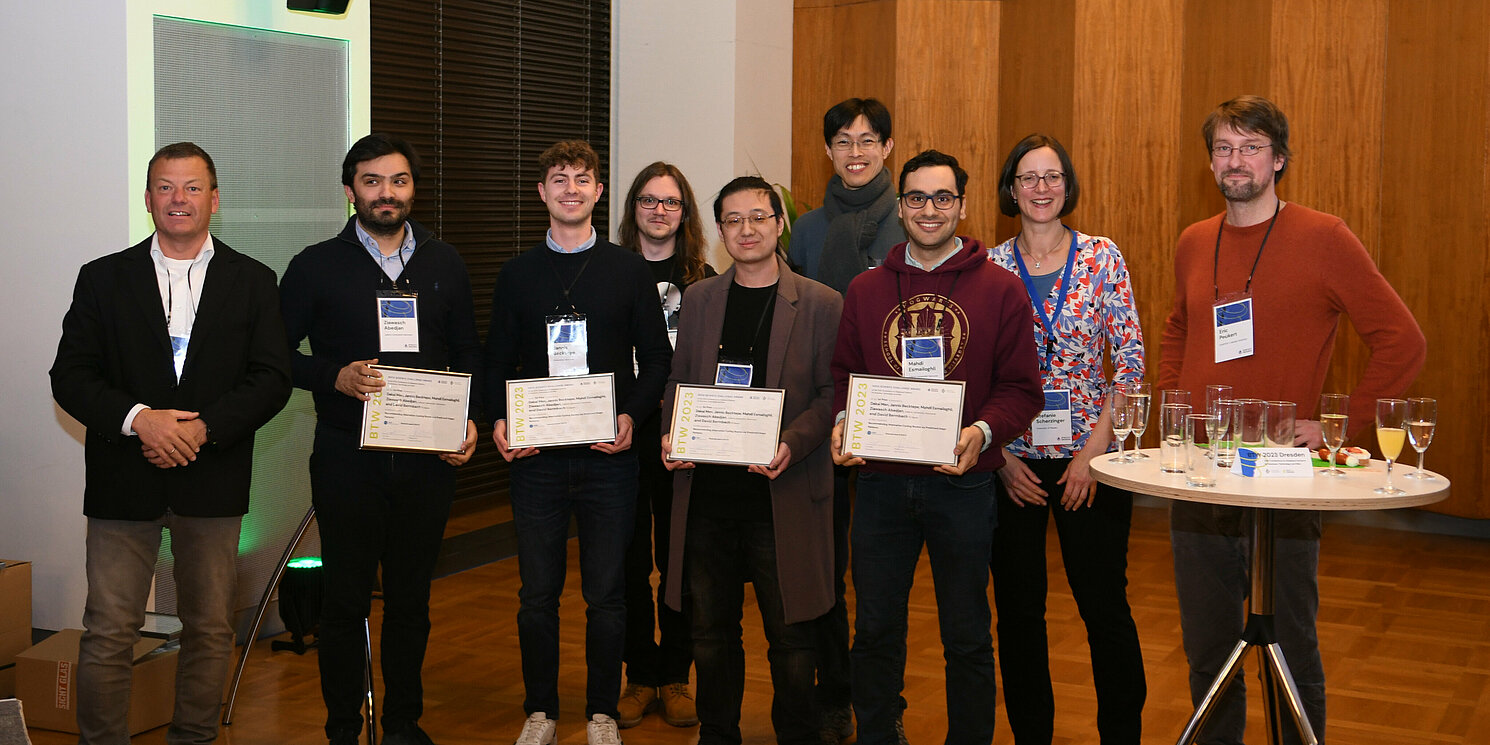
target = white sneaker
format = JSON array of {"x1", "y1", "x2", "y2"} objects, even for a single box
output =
[
  {"x1": 515, "y1": 712, "x2": 557, "y2": 745},
  {"x1": 587, "y1": 713, "x2": 623, "y2": 745}
]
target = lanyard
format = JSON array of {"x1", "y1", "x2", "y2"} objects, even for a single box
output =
[
  {"x1": 1011, "y1": 227, "x2": 1078, "y2": 374},
  {"x1": 718, "y1": 284, "x2": 778, "y2": 358},
  {"x1": 1212, "y1": 198, "x2": 1280, "y2": 301},
  {"x1": 547, "y1": 249, "x2": 596, "y2": 312}
]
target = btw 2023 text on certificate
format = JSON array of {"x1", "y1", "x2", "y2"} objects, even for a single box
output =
[
  {"x1": 360, "y1": 365, "x2": 473, "y2": 453},
  {"x1": 506, "y1": 372, "x2": 617, "y2": 449},
  {"x1": 667, "y1": 384, "x2": 786, "y2": 466},
  {"x1": 841, "y1": 374, "x2": 966, "y2": 466}
]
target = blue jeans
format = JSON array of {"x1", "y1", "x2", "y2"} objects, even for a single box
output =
[
  {"x1": 850, "y1": 470, "x2": 998, "y2": 745},
  {"x1": 510, "y1": 451, "x2": 637, "y2": 720},
  {"x1": 1171, "y1": 528, "x2": 1325, "y2": 745},
  {"x1": 688, "y1": 515, "x2": 817, "y2": 745},
  {"x1": 78, "y1": 513, "x2": 241, "y2": 745}
]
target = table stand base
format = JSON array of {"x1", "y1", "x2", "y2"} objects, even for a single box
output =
[{"x1": 1175, "y1": 508, "x2": 1319, "y2": 745}]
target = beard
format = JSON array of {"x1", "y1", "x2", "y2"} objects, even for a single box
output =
[
  {"x1": 355, "y1": 197, "x2": 411, "y2": 236},
  {"x1": 1216, "y1": 170, "x2": 1270, "y2": 202}
]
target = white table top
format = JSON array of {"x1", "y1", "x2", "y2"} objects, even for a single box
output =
[{"x1": 1089, "y1": 447, "x2": 1450, "y2": 511}]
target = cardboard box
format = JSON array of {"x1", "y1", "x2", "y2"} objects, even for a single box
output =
[
  {"x1": 0, "y1": 560, "x2": 31, "y2": 667},
  {"x1": 16, "y1": 629, "x2": 178, "y2": 735},
  {"x1": 0, "y1": 664, "x2": 14, "y2": 698}
]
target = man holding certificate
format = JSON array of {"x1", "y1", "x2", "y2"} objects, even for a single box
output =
[
  {"x1": 829, "y1": 150, "x2": 1043, "y2": 745},
  {"x1": 280, "y1": 134, "x2": 481, "y2": 745},
  {"x1": 484, "y1": 140, "x2": 672, "y2": 745},
  {"x1": 657, "y1": 176, "x2": 843, "y2": 745}
]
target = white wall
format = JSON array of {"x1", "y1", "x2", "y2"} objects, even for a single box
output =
[
  {"x1": 612, "y1": 0, "x2": 794, "y2": 267},
  {"x1": 0, "y1": 0, "x2": 369, "y2": 631},
  {"x1": 0, "y1": 3, "x2": 130, "y2": 632}
]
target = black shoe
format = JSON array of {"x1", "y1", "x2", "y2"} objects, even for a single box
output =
[
  {"x1": 383, "y1": 724, "x2": 437, "y2": 745},
  {"x1": 819, "y1": 705, "x2": 854, "y2": 745}
]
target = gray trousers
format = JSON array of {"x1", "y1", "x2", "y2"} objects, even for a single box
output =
[
  {"x1": 78, "y1": 513, "x2": 241, "y2": 745},
  {"x1": 1171, "y1": 527, "x2": 1326, "y2": 745}
]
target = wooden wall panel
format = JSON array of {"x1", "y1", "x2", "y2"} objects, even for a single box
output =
[
  {"x1": 1071, "y1": 0, "x2": 1183, "y2": 388},
  {"x1": 1380, "y1": 0, "x2": 1489, "y2": 518},
  {"x1": 994, "y1": 0, "x2": 1075, "y2": 243},
  {"x1": 1178, "y1": 0, "x2": 1272, "y2": 232},
  {"x1": 892, "y1": 0, "x2": 1001, "y2": 241},
  {"x1": 790, "y1": 0, "x2": 898, "y2": 212}
]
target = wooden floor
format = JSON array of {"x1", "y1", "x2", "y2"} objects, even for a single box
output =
[{"x1": 29, "y1": 506, "x2": 1490, "y2": 744}]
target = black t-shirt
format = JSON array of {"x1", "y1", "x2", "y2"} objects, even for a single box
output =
[{"x1": 690, "y1": 281, "x2": 777, "y2": 521}]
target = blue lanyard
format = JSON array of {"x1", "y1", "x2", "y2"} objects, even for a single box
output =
[{"x1": 1011, "y1": 227, "x2": 1078, "y2": 374}]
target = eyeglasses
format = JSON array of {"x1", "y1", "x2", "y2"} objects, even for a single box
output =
[
  {"x1": 720, "y1": 212, "x2": 780, "y2": 230},
  {"x1": 899, "y1": 192, "x2": 962, "y2": 210},
  {"x1": 830, "y1": 136, "x2": 883, "y2": 152},
  {"x1": 635, "y1": 195, "x2": 684, "y2": 212},
  {"x1": 1014, "y1": 172, "x2": 1065, "y2": 190},
  {"x1": 1210, "y1": 143, "x2": 1272, "y2": 158}
]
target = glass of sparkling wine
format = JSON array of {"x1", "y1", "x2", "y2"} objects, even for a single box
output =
[
  {"x1": 1318, "y1": 393, "x2": 1350, "y2": 477},
  {"x1": 1374, "y1": 398, "x2": 1408, "y2": 495},
  {"x1": 1204, "y1": 385, "x2": 1233, "y2": 458},
  {"x1": 1404, "y1": 397, "x2": 1437, "y2": 480},
  {"x1": 1122, "y1": 381, "x2": 1151, "y2": 460},
  {"x1": 1109, "y1": 388, "x2": 1131, "y2": 463}
]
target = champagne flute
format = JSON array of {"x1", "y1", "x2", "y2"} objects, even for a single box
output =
[
  {"x1": 1109, "y1": 388, "x2": 1131, "y2": 464},
  {"x1": 1123, "y1": 381, "x2": 1152, "y2": 460},
  {"x1": 1318, "y1": 393, "x2": 1349, "y2": 477},
  {"x1": 1404, "y1": 397, "x2": 1437, "y2": 480},
  {"x1": 1374, "y1": 398, "x2": 1407, "y2": 495}
]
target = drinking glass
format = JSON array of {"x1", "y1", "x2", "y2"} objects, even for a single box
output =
[
  {"x1": 1404, "y1": 397, "x2": 1437, "y2": 480},
  {"x1": 1264, "y1": 400, "x2": 1296, "y2": 447},
  {"x1": 1212, "y1": 399, "x2": 1240, "y2": 468},
  {"x1": 1159, "y1": 403, "x2": 1192, "y2": 473},
  {"x1": 1186, "y1": 413, "x2": 1218, "y2": 487},
  {"x1": 1109, "y1": 388, "x2": 1131, "y2": 464},
  {"x1": 1203, "y1": 385, "x2": 1233, "y2": 458},
  {"x1": 1318, "y1": 393, "x2": 1349, "y2": 477},
  {"x1": 1161, "y1": 389, "x2": 1192, "y2": 410},
  {"x1": 1236, "y1": 398, "x2": 1267, "y2": 447},
  {"x1": 1374, "y1": 398, "x2": 1407, "y2": 495},
  {"x1": 1122, "y1": 381, "x2": 1152, "y2": 459}
]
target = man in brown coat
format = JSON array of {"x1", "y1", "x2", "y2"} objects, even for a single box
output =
[{"x1": 661, "y1": 176, "x2": 842, "y2": 745}]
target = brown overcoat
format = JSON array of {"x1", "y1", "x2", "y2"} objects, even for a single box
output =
[{"x1": 662, "y1": 257, "x2": 841, "y2": 624}]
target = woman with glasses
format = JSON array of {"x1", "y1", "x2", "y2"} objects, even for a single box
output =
[{"x1": 986, "y1": 134, "x2": 1147, "y2": 744}]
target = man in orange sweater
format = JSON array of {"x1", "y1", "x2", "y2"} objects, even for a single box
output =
[{"x1": 1158, "y1": 96, "x2": 1425, "y2": 745}]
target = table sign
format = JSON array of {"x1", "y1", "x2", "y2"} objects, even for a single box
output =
[
  {"x1": 360, "y1": 365, "x2": 472, "y2": 453},
  {"x1": 506, "y1": 373, "x2": 617, "y2": 448},
  {"x1": 842, "y1": 374, "x2": 965, "y2": 466},
  {"x1": 1232, "y1": 447, "x2": 1313, "y2": 478},
  {"x1": 667, "y1": 384, "x2": 786, "y2": 466}
]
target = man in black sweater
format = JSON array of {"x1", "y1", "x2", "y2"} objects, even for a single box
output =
[
  {"x1": 280, "y1": 134, "x2": 481, "y2": 745},
  {"x1": 485, "y1": 140, "x2": 672, "y2": 745}
]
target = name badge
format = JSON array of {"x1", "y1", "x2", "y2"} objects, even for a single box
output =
[
  {"x1": 715, "y1": 362, "x2": 754, "y2": 387},
  {"x1": 1031, "y1": 388, "x2": 1074, "y2": 446},
  {"x1": 546, "y1": 314, "x2": 590, "y2": 376},
  {"x1": 901, "y1": 336, "x2": 945, "y2": 380},
  {"x1": 1213, "y1": 296, "x2": 1254, "y2": 363},
  {"x1": 377, "y1": 291, "x2": 419, "y2": 353}
]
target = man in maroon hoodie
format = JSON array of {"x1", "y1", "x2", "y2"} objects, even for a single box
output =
[{"x1": 829, "y1": 149, "x2": 1043, "y2": 745}]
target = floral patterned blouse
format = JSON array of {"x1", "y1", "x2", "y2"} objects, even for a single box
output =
[{"x1": 988, "y1": 228, "x2": 1145, "y2": 459}]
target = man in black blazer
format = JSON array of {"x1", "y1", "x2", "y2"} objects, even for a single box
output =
[{"x1": 50, "y1": 142, "x2": 292, "y2": 744}]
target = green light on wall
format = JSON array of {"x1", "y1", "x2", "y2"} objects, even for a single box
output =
[{"x1": 287, "y1": 557, "x2": 323, "y2": 569}]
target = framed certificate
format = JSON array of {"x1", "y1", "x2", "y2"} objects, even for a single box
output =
[
  {"x1": 360, "y1": 365, "x2": 472, "y2": 453},
  {"x1": 667, "y1": 384, "x2": 786, "y2": 466},
  {"x1": 506, "y1": 373, "x2": 618, "y2": 449},
  {"x1": 842, "y1": 373, "x2": 966, "y2": 466}
]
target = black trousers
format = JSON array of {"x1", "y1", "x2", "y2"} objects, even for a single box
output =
[
  {"x1": 310, "y1": 424, "x2": 454, "y2": 738},
  {"x1": 990, "y1": 455, "x2": 1146, "y2": 745},
  {"x1": 812, "y1": 465, "x2": 853, "y2": 709},
  {"x1": 623, "y1": 412, "x2": 693, "y2": 686}
]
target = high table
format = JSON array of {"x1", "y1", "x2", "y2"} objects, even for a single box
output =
[{"x1": 1090, "y1": 447, "x2": 1449, "y2": 745}]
